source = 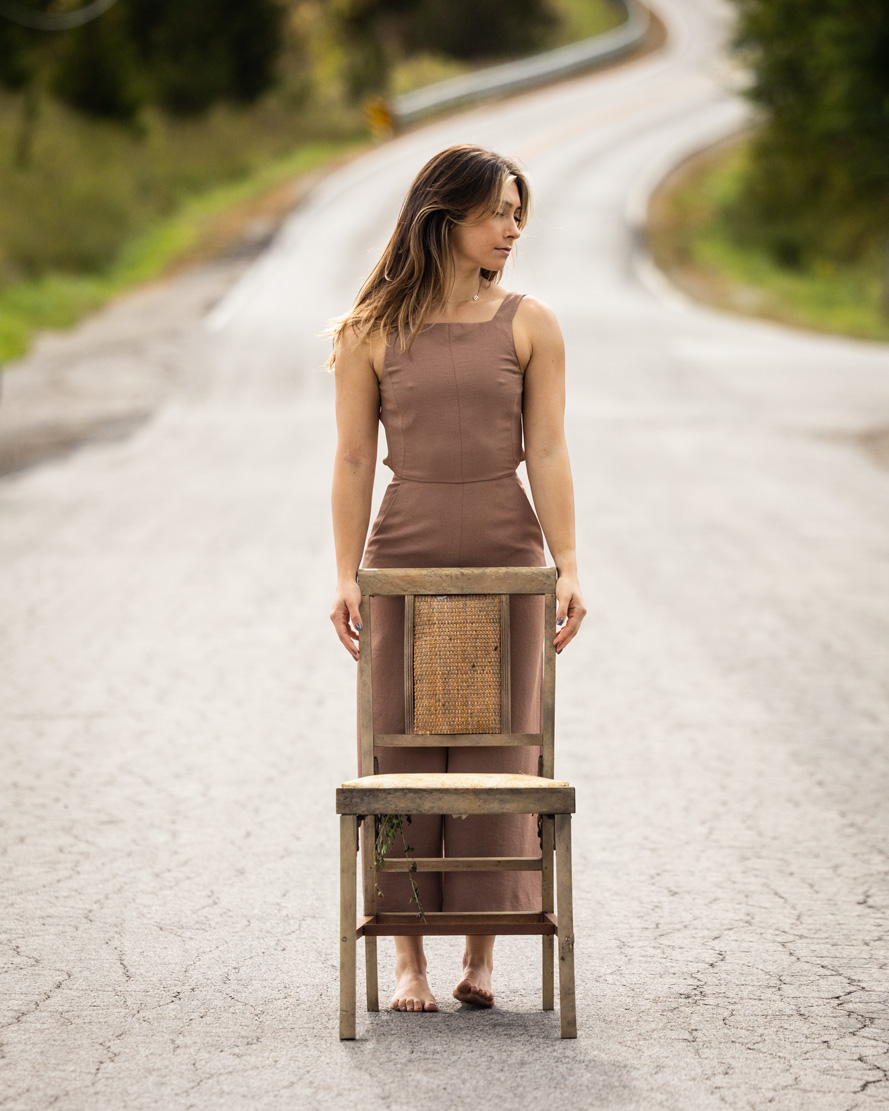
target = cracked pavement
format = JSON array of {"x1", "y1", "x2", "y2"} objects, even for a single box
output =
[{"x1": 1, "y1": 0, "x2": 888, "y2": 1108}]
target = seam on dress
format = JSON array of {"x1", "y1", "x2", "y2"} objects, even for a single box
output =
[
  {"x1": 446, "y1": 327, "x2": 466, "y2": 563},
  {"x1": 385, "y1": 472, "x2": 514, "y2": 485},
  {"x1": 451, "y1": 328, "x2": 464, "y2": 486},
  {"x1": 385, "y1": 362, "x2": 407, "y2": 478},
  {"x1": 369, "y1": 481, "x2": 402, "y2": 533},
  {"x1": 447, "y1": 327, "x2": 465, "y2": 485}
]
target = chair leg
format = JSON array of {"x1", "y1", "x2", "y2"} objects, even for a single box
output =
[
  {"x1": 542, "y1": 935, "x2": 555, "y2": 1011},
  {"x1": 541, "y1": 815, "x2": 555, "y2": 1010},
  {"x1": 365, "y1": 937, "x2": 379, "y2": 1012},
  {"x1": 554, "y1": 813, "x2": 577, "y2": 1039},
  {"x1": 339, "y1": 815, "x2": 358, "y2": 1039},
  {"x1": 360, "y1": 817, "x2": 380, "y2": 1012}
]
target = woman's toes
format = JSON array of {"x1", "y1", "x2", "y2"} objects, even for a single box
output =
[{"x1": 389, "y1": 970, "x2": 437, "y2": 1013}]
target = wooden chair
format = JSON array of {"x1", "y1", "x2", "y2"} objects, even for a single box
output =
[{"x1": 336, "y1": 566, "x2": 577, "y2": 1039}]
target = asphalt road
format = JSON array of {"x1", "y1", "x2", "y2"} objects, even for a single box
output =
[{"x1": 2, "y1": 0, "x2": 888, "y2": 1108}]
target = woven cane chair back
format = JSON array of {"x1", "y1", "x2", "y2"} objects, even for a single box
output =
[{"x1": 412, "y1": 593, "x2": 503, "y2": 735}]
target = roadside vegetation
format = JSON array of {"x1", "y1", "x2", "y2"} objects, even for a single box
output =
[
  {"x1": 647, "y1": 131, "x2": 889, "y2": 343},
  {"x1": 388, "y1": 0, "x2": 623, "y2": 94},
  {"x1": 0, "y1": 0, "x2": 622, "y2": 363},
  {"x1": 649, "y1": 1, "x2": 889, "y2": 343}
]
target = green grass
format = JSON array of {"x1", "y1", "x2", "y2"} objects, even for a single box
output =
[
  {"x1": 648, "y1": 133, "x2": 889, "y2": 343},
  {"x1": 0, "y1": 134, "x2": 364, "y2": 362},
  {"x1": 545, "y1": 0, "x2": 626, "y2": 44},
  {"x1": 0, "y1": 82, "x2": 364, "y2": 362}
]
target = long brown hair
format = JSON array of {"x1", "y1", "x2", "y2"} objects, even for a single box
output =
[{"x1": 327, "y1": 144, "x2": 531, "y2": 369}]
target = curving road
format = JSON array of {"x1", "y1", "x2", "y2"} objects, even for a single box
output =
[{"x1": 2, "y1": 0, "x2": 888, "y2": 1107}]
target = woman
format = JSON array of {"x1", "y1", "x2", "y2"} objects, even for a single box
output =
[{"x1": 329, "y1": 144, "x2": 585, "y2": 1014}]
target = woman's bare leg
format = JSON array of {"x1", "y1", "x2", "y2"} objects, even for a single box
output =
[
  {"x1": 453, "y1": 934, "x2": 495, "y2": 1006},
  {"x1": 390, "y1": 936, "x2": 438, "y2": 1012}
]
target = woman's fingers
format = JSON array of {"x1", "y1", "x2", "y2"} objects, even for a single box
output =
[
  {"x1": 553, "y1": 579, "x2": 586, "y2": 654},
  {"x1": 331, "y1": 584, "x2": 364, "y2": 660},
  {"x1": 331, "y1": 609, "x2": 359, "y2": 658}
]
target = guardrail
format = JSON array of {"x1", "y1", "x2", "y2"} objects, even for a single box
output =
[{"x1": 390, "y1": 0, "x2": 650, "y2": 127}]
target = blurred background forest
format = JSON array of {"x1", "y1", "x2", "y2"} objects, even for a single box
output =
[
  {"x1": 0, "y1": 0, "x2": 621, "y2": 358},
  {"x1": 648, "y1": 0, "x2": 889, "y2": 341},
  {"x1": 1, "y1": 0, "x2": 889, "y2": 357}
]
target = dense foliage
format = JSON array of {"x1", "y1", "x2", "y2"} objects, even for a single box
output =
[
  {"x1": 730, "y1": 0, "x2": 889, "y2": 265},
  {"x1": 0, "y1": 0, "x2": 611, "y2": 290},
  {"x1": 339, "y1": 0, "x2": 559, "y2": 98},
  {"x1": 0, "y1": 0, "x2": 288, "y2": 122},
  {"x1": 0, "y1": 0, "x2": 569, "y2": 121}
]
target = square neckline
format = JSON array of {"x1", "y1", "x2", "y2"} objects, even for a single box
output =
[{"x1": 427, "y1": 291, "x2": 517, "y2": 327}]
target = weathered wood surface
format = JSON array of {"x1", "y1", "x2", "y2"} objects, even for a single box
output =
[
  {"x1": 337, "y1": 772, "x2": 574, "y2": 816},
  {"x1": 380, "y1": 855, "x2": 542, "y2": 872},
  {"x1": 542, "y1": 590, "x2": 557, "y2": 779},
  {"x1": 555, "y1": 812, "x2": 578, "y2": 1039},
  {"x1": 358, "y1": 566, "x2": 556, "y2": 596},
  {"x1": 359, "y1": 911, "x2": 558, "y2": 937},
  {"x1": 359, "y1": 816, "x2": 379, "y2": 1012},
  {"x1": 374, "y1": 732, "x2": 542, "y2": 747},
  {"x1": 341, "y1": 772, "x2": 570, "y2": 789},
  {"x1": 364, "y1": 936, "x2": 379, "y2": 1013},
  {"x1": 339, "y1": 815, "x2": 357, "y2": 1040},
  {"x1": 358, "y1": 595, "x2": 374, "y2": 778},
  {"x1": 541, "y1": 815, "x2": 555, "y2": 1010}
]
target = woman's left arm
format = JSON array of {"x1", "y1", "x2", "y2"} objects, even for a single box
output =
[{"x1": 519, "y1": 297, "x2": 586, "y2": 653}]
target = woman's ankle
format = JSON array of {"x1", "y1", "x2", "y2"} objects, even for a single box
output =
[
  {"x1": 462, "y1": 934, "x2": 496, "y2": 971},
  {"x1": 394, "y1": 936, "x2": 428, "y2": 974}
]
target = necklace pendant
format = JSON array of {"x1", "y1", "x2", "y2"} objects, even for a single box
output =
[{"x1": 472, "y1": 293, "x2": 478, "y2": 301}]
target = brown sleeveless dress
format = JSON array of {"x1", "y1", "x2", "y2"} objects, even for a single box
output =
[{"x1": 361, "y1": 290, "x2": 545, "y2": 914}]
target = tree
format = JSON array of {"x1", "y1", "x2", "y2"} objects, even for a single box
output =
[
  {"x1": 50, "y1": 4, "x2": 143, "y2": 123},
  {"x1": 408, "y1": 0, "x2": 558, "y2": 61},
  {"x1": 0, "y1": 14, "x2": 62, "y2": 167},
  {"x1": 730, "y1": 0, "x2": 889, "y2": 265},
  {"x1": 0, "y1": 0, "x2": 289, "y2": 130},
  {"x1": 337, "y1": 0, "x2": 559, "y2": 99},
  {"x1": 126, "y1": 0, "x2": 287, "y2": 116}
]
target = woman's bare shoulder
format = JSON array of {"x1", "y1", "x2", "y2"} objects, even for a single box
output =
[
  {"x1": 513, "y1": 294, "x2": 563, "y2": 370},
  {"x1": 514, "y1": 293, "x2": 561, "y2": 331},
  {"x1": 334, "y1": 322, "x2": 387, "y2": 379}
]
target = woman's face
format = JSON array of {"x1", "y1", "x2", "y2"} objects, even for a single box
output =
[{"x1": 450, "y1": 179, "x2": 523, "y2": 273}]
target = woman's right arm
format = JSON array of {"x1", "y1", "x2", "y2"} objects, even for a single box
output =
[{"x1": 330, "y1": 328, "x2": 381, "y2": 659}]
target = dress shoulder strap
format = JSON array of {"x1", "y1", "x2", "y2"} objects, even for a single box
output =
[{"x1": 497, "y1": 289, "x2": 525, "y2": 325}]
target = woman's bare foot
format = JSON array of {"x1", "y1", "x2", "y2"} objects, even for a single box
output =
[
  {"x1": 453, "y1": 935, "x2": 495, "y2": 1007},
  {"x1": 390, "y1": 939, "x2": 438, "y2": 1012},
  {"x1": 453, "y1": 964, "x2": 494, "y2": 1007}
]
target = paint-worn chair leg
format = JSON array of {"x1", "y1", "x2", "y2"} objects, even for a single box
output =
[
  {"x1": 360, "y1": 817, "x2": 380, "y2": 1011},
  {"x1": 541, "y1": 815, "x2": 555, "y2": 1010},
  {"x1": 555, "y1": 812, "x2": 577, "y2": 1039},
  {"x1": 339, "y1": 815, "x2": 358, "y2": 1040},
  {"x1": 364, "y1": 937, "x2": 379, "y2": 1012}
]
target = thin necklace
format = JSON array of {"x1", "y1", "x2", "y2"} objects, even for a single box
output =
[{"x1": 448, "y1": 276, "x2": 483, "y2": 304}]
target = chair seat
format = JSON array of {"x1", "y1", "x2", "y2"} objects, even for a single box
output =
[{"x1": 337, "y1": 772, "x2": 575, "y2": 816}]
